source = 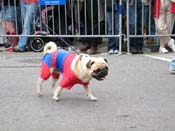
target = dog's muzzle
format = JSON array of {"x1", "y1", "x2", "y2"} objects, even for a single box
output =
[{"x1": 92, "y1": 66, "x2": 108, "y2": 81}]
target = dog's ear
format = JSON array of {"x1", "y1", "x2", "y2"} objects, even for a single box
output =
[
  {"x1": 79, "y1": 54, "x2": 89, "y2": 60},
  {"x1": 86, "y1": 60, "x2": 95, "y2": 69},
  {"x1": 79, "y1": 54, "x2": 84, "y2": 59}
]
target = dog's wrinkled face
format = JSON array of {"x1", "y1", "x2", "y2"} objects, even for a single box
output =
[
  {"x1": 86, "y1": 57, "x2": 108, "y2": 81},
  {"x1": 78, "y1": 54, "x2": 108, "y2": 80}
]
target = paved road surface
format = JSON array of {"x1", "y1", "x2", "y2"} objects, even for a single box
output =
[{"x1": 0, "y1": 51, "x2": 175, "y2": 131}]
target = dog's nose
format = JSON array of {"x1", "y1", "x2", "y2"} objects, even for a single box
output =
[
  {"x1": 100, "y1": 68, "x2": 108, "y2": 77},
  {"x1": 103, "y1": 70, "x2": 108, "y2": 76}
]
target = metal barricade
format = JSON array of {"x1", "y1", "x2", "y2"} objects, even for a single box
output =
[
  {"x1": 126, "y1": 0, "x2": 175, "y2": 54},
  {"x1": 0, "y1": 0, "x2": 124, "y2": 53},
  {"x1": 2, "y1": 0, "x2": 174, "y2": 54}
]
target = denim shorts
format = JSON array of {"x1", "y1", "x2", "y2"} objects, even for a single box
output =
[{"x1": 0, "y1": 6, "x2": 17, "y2": 21}]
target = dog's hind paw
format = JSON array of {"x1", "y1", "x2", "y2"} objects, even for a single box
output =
[{"x1": 52, "y1": 96, "x2": 60, "y2": 101}]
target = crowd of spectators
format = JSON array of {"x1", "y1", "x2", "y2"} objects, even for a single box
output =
[{"x1": 0, "y1": 0, "x2": 175, "y2": 55}]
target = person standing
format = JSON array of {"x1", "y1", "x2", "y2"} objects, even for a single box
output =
[
  {"x1": 14, "y1": 0, "x2": 39, "y2": 52},
  {"x1": 79, "y1": 0, "x2": 104, "y2": 54},
  {"x1": 154, "y1": 0, "x2": 175, "y2": 54},
  {"x1": 0, "y1": 15, "x2": 8, "y2": 46},
  {"x1": 0, "y1": 0, "x2": 20, "y2": 49},
  {"x1": 106, "y1": 0, "x2": 119, "y2": 54},
  {"x1": 127, "y1": 0, "x2": 148, "y2": 54}
]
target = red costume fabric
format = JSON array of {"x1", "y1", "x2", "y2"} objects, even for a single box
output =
[
  {"x1": 154, "y1": 0, "x2": 175, "y2": 18},
  {"x1": 60, "y1": 54, "x2": 89, "y2": 90},
  {"x1": 22, "y1": 0, "x2": 38, "y2": 4}
]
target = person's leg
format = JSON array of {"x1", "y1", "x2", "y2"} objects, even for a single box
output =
[
  {"x1": 79, "y1": 12, "x2": 90, "y2": 52},
  {"x1": 165, "y1": 8, "x2": 175, "y2": 52},
  {"x1": 155, "y1": 12, "x2": 171, "y2": 53},
  {"x1": 87, "y1": 38, "x2": 101, "y2": 54},
  {"x1": 107, "y1": 11, "x2": 114, "y2": 52},
  {"x1": 154, "y1": 16, "x2": 169, "y2": 53},
  {"x1": 17, "y1": 3, "x2": 38, "y2": 51},
  {"x1": 2, "y1": 21, "x2": 15, "y2": 33},
  {"x1": 0, "y1": 22, "x2": 8, "y2": 45},
  {"x1": 136, "y1": 3, "x2": 144, "y2": 52},
  {"x1": 128, "y1": 5, "x2": 138, "y2": 53},
  {"x1": 113, "y1": 7, "x2": 119, "y2": 52},
  {"x1": 1, "y1": 6, "x2": 18, "y2": 48}
]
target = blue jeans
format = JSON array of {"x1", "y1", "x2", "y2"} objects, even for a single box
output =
[
  {"x1": 17, "y1": 2, "x2": 38, "y2": 51},
  {"x1": 107, "y1": 7, "x2": 119, "y2": 51}
]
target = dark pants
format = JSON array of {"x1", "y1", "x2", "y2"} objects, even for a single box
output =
[{"x1": 79, "y1": 0, "x2": 103, "y2": 47}]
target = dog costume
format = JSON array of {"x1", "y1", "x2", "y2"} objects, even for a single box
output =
[{"x1": 40, "y1": 49, "x2": 89, "y2": 90}]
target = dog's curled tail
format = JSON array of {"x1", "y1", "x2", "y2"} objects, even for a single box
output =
[{"x1": 44, "y1": 41, "x2": 57, "y2": 55}]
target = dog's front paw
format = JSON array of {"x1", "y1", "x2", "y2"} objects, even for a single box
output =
[
  {"x1": 38, "y1": 92, "x2": 42, "y2": 97},
  {"x1": 52, "y1": 96, "x2": 60, "y2": 102},
  {"x1": 89, "y1": 96, "x2": 98, "y2": 101},
  {"x1": 37, "y1": 90, "x2": 43, "y2": 97}
]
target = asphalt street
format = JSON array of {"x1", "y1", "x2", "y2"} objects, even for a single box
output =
[{"x1": 0, "y1": 51, "x2": 175, "y2": 131}]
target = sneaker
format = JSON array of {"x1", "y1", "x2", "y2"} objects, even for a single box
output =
[
  {"x1": 4, "y1": 42, "x2": 11, "y2": 48},
  {"x1": 79, "y1": 43, "x2": 90, "y2": 52},
  {"x1": 130, "y1": 48, "x2": 138, "y2": 54},
  {"x1": 168, "y1": 39, "x2": 175, "y2": 52},
  {"x1": 13, "y1": 46, "x2": 23, "y2": 52},
  {"x1": 108, "y1": 49, "x2": 114, "y2": 54},
  {"x1": 113, "y1": 49, "x2": 119, "y2": 54},
  {"x1": 169, "y1": 65, "x2": 175, "y2": 74},
  {"x1": 159, "y1": 46, "x2": 168, "y2": 54}
]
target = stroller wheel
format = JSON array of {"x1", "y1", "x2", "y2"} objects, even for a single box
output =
[{"x1": 29, "y1": 38, "x2": 45, "y2": 52}]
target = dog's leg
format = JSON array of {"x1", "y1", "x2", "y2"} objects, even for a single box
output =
[
  {"x1": 83, "y1": 85, "x2": 98, "y2": 101},
  {"x1": 51, "y1": 69, "x2": 60, "y2": 88},
  {"x1": 53, "y1": 86, "x2": 63, "y2": 101},
  {"x1": 51, "y1": 78, "x2": 57, "y2": 88},
  {"x1": 37, "y1": 77, "x2": 44, "y2": 96}
]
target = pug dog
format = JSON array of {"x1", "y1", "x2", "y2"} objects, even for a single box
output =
[{"x1": 37, "y1": 41, "x2": 108, "y2": 101}]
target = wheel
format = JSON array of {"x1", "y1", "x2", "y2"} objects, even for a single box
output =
[{"x1": 29, "y1": 38, "x2": 45, "y2": 52}]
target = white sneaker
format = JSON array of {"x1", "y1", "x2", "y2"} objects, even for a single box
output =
[
  {"x1": 108, "y1": 49, "x2": 114, "y2": 54},
  {"x1": 159, "y1": 46, "x2": 168, "y2": 54},
  {"x1": 168, "y1": 39, "x2": 175, "y2": 52},
  {"x1": 113, "y1": 49, "x2": 119, "y2": 54}
]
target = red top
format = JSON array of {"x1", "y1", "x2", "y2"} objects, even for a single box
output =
[
  {"x1": 154, "y1": 0, "x2": 175, "y2": 18},
  {"x1": 22, "y1": 0, "x2": 38, "y2": 4}
]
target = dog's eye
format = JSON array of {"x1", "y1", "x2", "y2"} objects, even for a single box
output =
[
  {"x1": 86, "y1": 60, "x2": 94, "y2": 69},
  {"x1": 95, "y1": 68, "x2": 101, "y2": 73},
  {"x1": 91, "y1": 61, "x2": 95, "y2": 66}
]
